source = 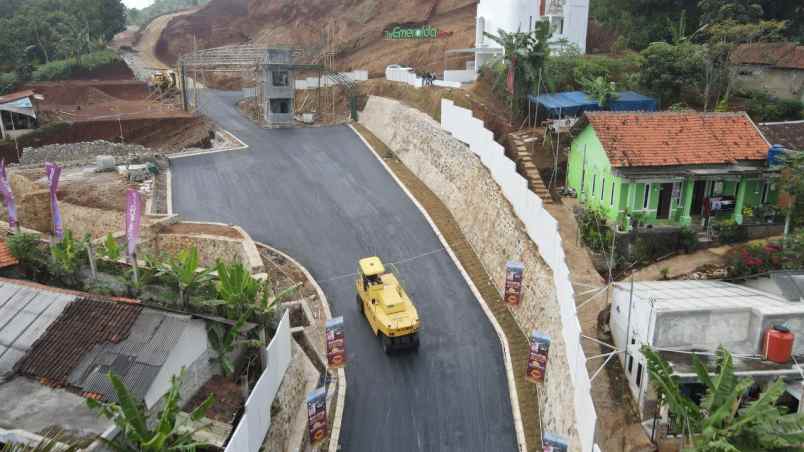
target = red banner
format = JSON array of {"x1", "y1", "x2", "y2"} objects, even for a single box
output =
[
  {"x1": 504, "y1": 261, "x2": 525, "y2": 306},
  {"x1": 526, "y1": 331, "x2": 551, "y2": 383},
  {"x1": 306, "y1": 387, "x2": 328, "y2": 446},
  {"x1": 326, "y1": 316, "x2": 346, "y2": 368}
]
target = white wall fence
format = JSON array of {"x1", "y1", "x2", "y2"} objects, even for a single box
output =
[
  {"x1": 444, "y1": 69, "x2": 478, "y2": 84},
  {"x1": 225, "y1": 311, "x2": 292, "y2": 452},
  {"x1": 440, "y1": 99, "x2": 598, "y2": 452},
  {"x1": 385, "y1": 67, "x2": 463, "y2": 89}
]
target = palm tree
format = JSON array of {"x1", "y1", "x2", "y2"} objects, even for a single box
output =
[
  {"x1": 86, "y1": 369, "x2": 214, "y2": 452},
  {"x1": 642, "y1": 345, "x2": 804, "y2": 450}
]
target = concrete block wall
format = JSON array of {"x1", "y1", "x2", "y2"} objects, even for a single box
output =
[{"x1": 359, "y1": 96, "x2": 583, "y2": 449}]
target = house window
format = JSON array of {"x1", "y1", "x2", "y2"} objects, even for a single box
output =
[
  {"x1": 673, "y1": 182, "x2": 682, "y2": 207},
  {"x1": 761, "y1": 182, "x2": 770, "y2": 204},
  {"x1": 642, "y1": 184, "x2": 651, "y2": 209},
  {"x1": 272, "y1": 71, "x2": 289, "y2": 87},
  {"x1": 601, "y1": 177, "x2": 606, "y2": 201},
  {"x1": 627, "y1": 355, "x2": 634, "y2": 374},
  {"x1": 636, "y1": 363, "x2": 644, "y2": 388},
  {"x1": 269, "y1": 98, "x2": 291, "y2": 114},
  {"x1": 610, "y1": 181, "x2": 616, "y2": 206},
  {"x1": 592, "y1": 174, "x2": 597, "y2": 196}
]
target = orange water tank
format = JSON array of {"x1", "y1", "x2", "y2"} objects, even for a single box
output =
[{"x1": 763, "y1": 325, "x2": 794, "y2": 364}]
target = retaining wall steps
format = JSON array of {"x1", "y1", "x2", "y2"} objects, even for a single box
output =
[{"x1": 506, "y1": 130, "x2": 553, "y2": 204}]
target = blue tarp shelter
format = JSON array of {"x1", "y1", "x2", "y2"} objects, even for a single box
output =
[{"x1": 528, "y1": 90, "x2": 657, "y2": 118}]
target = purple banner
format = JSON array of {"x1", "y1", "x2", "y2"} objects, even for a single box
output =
[
  {"x1": 44, "y1": 162, "x2": 63, "y2": 241},
  {"x1": 125, "y1": 188, "x2": 142, "y2": 258},
  {"x1": 0, "y1": 160, "x2": 17, "y2": 229}
]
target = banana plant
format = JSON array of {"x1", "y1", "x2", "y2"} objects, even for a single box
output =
[
  {"x1": 49, "y1": 229, "x2": 86, "y2": 274},
  {"x1": 99, "y1": 233, "x2": 122, "y2": 261},
  {"x1": 207, "y1": 315, "x2": 264, "y2": 377},
  {"x1": 158, "y1": 247, "x2": 214, "y2": 309},
  {"x1": 86, "y1": 368, "x2": 214, "y2": 452}
]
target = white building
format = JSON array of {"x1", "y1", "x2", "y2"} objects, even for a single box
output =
[
  {"x1": 473, "y1": 0, "x2": 589, "y2": 69},
  {"x1": 610, "y1": 280, "x2": 804, "y2": 420}
]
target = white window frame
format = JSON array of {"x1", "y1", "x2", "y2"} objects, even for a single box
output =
[
  {"x1": 642, "y1": 183, "x2": 651, "y2": 210},
  {"x1": 610, "y1": 181, "x2": 616, "y2": 206},
  {"x1": 601, "y1": 177, "x2": 606, "y2": 201}
]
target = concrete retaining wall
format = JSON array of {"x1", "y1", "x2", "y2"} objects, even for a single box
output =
[{"x1": 359, "y1": 96, "x2": 583, "y2": 449}]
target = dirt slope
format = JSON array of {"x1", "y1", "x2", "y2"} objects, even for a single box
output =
[{"x1": 157, "y1": 0, "x2": 477, "y2": 76}]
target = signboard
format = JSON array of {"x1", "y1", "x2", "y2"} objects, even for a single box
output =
[
  {"x1": 325, "y1": 316, "x2": 346, "y2": 368},
  {"x1": 384, "y1": 25, "x2": 453, "y2": 40},
  {"x1": 0, "y1": 160, "x2": 17, "y2": 229},
  {"x1": 542, "y1": 432, "x2": 569, "y2": 452},
  {"x1": 526, "y1": 331, "x2": 551, "y2": 383},
  {"x1": 125, "y1": 188, "x2": 142, "y2": 259},
  {"x1": 306, "y1": 386, "x2": 328, "y2": 447},
  {"x1": 504, "y1": 261, "x2": 525, "y2": 305},
  {"x1": 44, "y1": 162, "x2": 63, "y2": 241}
]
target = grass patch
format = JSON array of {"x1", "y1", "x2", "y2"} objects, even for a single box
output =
[{"x1": 32, "y1": 50, "x2": 123, "y2": 82}]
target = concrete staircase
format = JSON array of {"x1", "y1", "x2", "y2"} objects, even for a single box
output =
[{"x1": 505, "y1": 129, "x2": 553, "y2": 204}]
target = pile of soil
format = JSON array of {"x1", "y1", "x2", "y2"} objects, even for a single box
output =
[
  {"x1": 156, "y1": 0, "x2": 476, "y2": 77},
  {"x1": 184, "y1": 375, "x2": 244, "y2": 423}
]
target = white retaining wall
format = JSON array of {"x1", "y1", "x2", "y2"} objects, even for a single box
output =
[
  {"x1": 440, "y1": 98, "x2": 597, "y2": 452},
  {"x1": 225, "y1": 311, "x2": 292, "y2": 452},
  {"x1": 386, "y1": 67, "x2": 464, "y2": 89},
  {"x1": 444, "y1": 69, "x2": 478, "y2": 84}
]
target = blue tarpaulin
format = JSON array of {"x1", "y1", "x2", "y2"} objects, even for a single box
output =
[{"x1": 528, "y1": 90, "x2": 657, "y2": 118}]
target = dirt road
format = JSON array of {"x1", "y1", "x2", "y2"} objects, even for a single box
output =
[{"x1": 136, "y1": 9, "x2": 199, "y2": 70}]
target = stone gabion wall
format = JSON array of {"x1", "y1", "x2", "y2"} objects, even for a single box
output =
[
  {"x1": 20, "y1": 140, "x2": 158, "y2": 166},
  {"x1": 263, "y1": 342, "x2": 309, "y2": 452},
  {"x1": 359, "y1": 96, "x2": 581, "y2": 449}
]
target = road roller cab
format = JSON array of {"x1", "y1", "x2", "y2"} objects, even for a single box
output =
[{"x1": 355, "y1": 256, "x2": 420, "y2": 353}]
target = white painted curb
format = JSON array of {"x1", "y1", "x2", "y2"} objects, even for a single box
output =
[
  {"x1": 253, "y1": 241, "x2": 346, "y2": 452},
  {"x1": 348, "y1": 124, "x2": 527, "y2": 452},
  {"x1": 168, "y1": 129, "x2": 249, "y2": 160}
]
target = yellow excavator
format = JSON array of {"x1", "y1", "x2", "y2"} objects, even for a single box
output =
[
  {"x1": 355, "y1": 256, "x2": 420, "y2": 353},
  {"x1": 150, "y1": 70, "x2": 177, "y2": 93}
]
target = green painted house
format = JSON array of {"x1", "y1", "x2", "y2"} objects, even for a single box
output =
[{"x1": 567, "y1": 112, "x2": 781, "y2": 229}]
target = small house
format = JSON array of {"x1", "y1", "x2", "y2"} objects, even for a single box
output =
[
  {"x1": 732, "y1": 42, "x2": 804, "y2": 103},
  {"x1": 610, "y1": 280, "x2": 804, "y2": 421},
  {"x1": 567, "y1": 111, "x2": 781, "y2": 228}
]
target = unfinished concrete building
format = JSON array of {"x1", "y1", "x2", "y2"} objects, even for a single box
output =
[{"x1": 259, "y1": 49, "x2": 295, "y2": 126}]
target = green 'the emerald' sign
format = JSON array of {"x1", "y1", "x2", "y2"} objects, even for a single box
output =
[{"x1": 384, "y1": 25, "x2": 453, "y2": 40}]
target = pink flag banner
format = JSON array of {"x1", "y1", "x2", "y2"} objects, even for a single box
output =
[
  {"x1": 44, "y1": 162, "x2": 63, "y2": 241},
  {"x1": 0, "y1": 160, "x2": 18, "y2": 229},
  {"x1": 125, "y1": 188, "x2": 143, "y2": 258}
]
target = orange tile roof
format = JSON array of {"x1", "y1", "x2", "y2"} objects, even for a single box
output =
[
  {"x1": 583, "y1": 112, "x2": 770, "y2": 168},
  {"x1": 0, "y1": 240, "x2": 19, "y2": 268}
]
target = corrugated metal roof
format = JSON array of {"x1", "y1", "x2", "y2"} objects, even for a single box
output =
[
  {"x1": 615, "y1": 280, "x2": 804, "y2": 315},
  {"x1": 67, "y1": 309, "x2": 189, "y2": 402},
  {"x1": 0, "y1": 282, "x2": 75, "y2": 377}
]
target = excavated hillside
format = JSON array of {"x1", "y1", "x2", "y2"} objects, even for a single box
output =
[{"x1": 157, "y1": 0, "x2": 477, "y2": 76}]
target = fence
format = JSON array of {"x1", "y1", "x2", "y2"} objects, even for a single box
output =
[
  {"x1": 224, "y1": 311, "x2": 292, "y2": 452},
  {"x1": 440, "y1": 98, "x2": 598, "y2": 452},
  {"x1": 385, "y1": 67, "x2": 462, "y2": 89}
]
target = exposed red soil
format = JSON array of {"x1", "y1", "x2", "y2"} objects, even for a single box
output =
[
  {"x1": 157, "y1": 0, "x2": 476, "y2": 77},
  {"x1": 67, "y1": 60, "x2": 136, "y2": 81},
  {"x1": 184, "y1": 375, "x2": 244, "y2": 424}
]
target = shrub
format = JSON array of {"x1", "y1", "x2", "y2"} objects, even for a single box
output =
[
  {"x1": 716, "y1": 219, "x2": 747, "y2": 244},
  {"x1": 678, "y1": 226, "x2": 699, "y2": 252},
  {"x1": 31, "y1": 50, "x2": 121, "y2": 82},
  {"x1": 0, "y1": 72, "x2": 15, "y2": 95},
  {"x1": 6, "y1": 232, "x2": 47, "y2": 278},
  {"x1": 578, "y1": 207, "x2": 613, "y2": 254},
  {"x1": 741, "y1": 90, "x2": 804, "y2": 122}
]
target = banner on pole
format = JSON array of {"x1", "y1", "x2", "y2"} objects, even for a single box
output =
[
  {"x1": 542, "y1": 432, "x2": 569, "y2": 452},
  {"x1": 0, "y1": 160, "x2": 17, "y2": 229},
  {"x1": 504, "y1": 261, "x2": 525, "y2": 305},
  {"x1": 526, "y1": 331, "x2": 551, "y2": 383},
  {"x1": 306, "y1": 386, "x2": 328, "y2": 447},
  {"x1": 125, "y1": 188, "x2": 142, "y2": 258},
  {"x1": 44, "y1": 162, "x2": 63, "y2": 241},
  {"x1": 326, "y1": 316, "x2": 347, "y2": 368}
]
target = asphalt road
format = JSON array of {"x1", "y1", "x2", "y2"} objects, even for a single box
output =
[{"x1": 171, "y1": 90, "x2": 516, "y2": 452}]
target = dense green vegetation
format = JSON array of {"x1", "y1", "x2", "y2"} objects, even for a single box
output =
[
  {"x1": 590, "y1": 0, "x2": 803, "y2": 50},
  {"x1": 126, "y1": 0, "x2": 209, "y2": 27},
  {"x1": 0, "y1": 0, "x2": 126, "y2": 92}
]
